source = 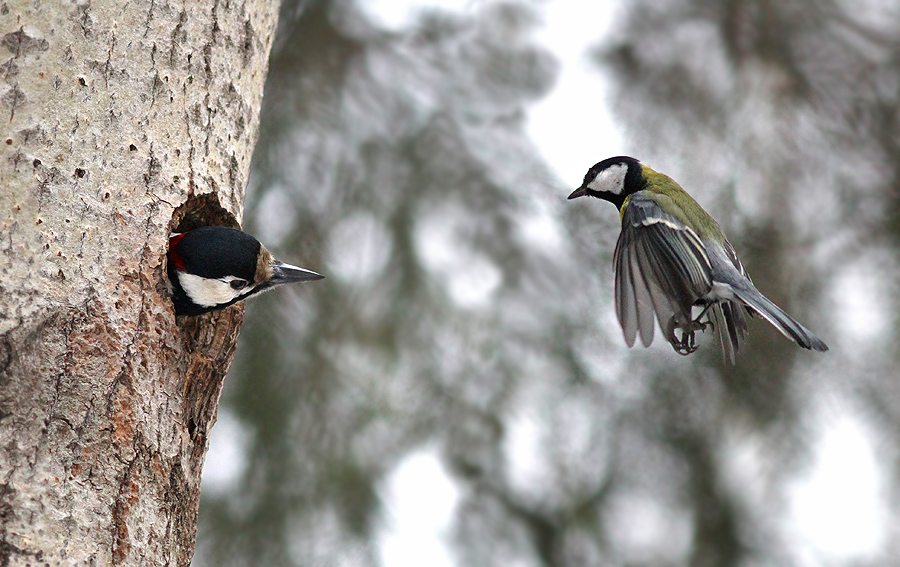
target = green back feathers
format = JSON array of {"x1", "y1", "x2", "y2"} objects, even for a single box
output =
[{"x1": 634, "y1": 164, "x2": 726, "y2": 243}]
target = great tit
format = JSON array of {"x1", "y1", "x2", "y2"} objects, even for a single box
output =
[{"x1": 568, "y1": 156, "x2": 828, "y2": 363}]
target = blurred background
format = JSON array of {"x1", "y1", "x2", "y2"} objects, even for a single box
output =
[{"x1": 193, "y1": 1, "x2": 900, "y2": 566}]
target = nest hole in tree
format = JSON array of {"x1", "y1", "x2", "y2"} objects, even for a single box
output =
[
  {"x1": 164, "y1": 194, "x2": 244, "y2": 319},
  {"x1": 169, "y1": 193, "x2": 241, "y2": 234},
  {"x1": 165, "y1": 194, "x2": 245, "y2": 395}
]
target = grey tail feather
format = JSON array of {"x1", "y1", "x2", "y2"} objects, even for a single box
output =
[
  {"x1": 708, "y1": 302, "x2": 749, "y2": 365},
  {"x1": 732, "y1": 287, "x2": 829, "y2": 352}
]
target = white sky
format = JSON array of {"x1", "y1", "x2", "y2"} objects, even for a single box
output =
[
  {"x1": 359, "y1": 0, "x2": 623, "y2": 187},
  {"x1": 525, "y1": 1, "x2": 623, "y2": 186},
  {"x1": 788, "y1": 409, "x2": 887, "y2": 563},
  {"x1": 202, "y1": 2, "x2": 889, "y2": 566},
  {"x1": 378, "y1": 446, "x2": 459, "y2": 567}
]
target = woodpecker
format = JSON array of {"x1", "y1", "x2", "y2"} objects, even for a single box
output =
[{"x1": 167, "y1": 226, "x2": 324, "y2": 316}]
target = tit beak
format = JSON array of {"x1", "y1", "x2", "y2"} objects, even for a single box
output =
[
  {"x1": 567, "y1": 186, "x2": 588, "y2": 200},
  {"x1": 269, "y1": 261, "x2": 325, "y2": 285}
]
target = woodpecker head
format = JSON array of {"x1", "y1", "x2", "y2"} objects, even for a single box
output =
[{"x1": 167, "y1": 226, "x2": 324, "y2": 316}]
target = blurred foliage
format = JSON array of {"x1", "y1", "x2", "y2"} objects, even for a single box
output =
[{"x1": 194, "y1": 1, "x2": 900, "y2": 566}]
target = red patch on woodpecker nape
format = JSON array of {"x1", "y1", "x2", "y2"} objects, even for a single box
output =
[{"x1": 168, "y1": 232, "x2": 188, "y2": 271}]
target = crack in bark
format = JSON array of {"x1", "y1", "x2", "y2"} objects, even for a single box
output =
[
  {"x1": 0, "y1": 335, "x2": 11, "y2": 377},
  {"x1": 143, "y1": 0, "x2": 157, "y2": 39},
  {"x1": 2, "y1": 28, "x2": 50, "y2": 57},
  {"x1": 169, "y1": 10, "x2": 188, "y2": 67},
  {"x1": 44, "y1": 315, "x2": 75, "y2": 437},
  {"x1": 110, "y1": 452, "x2": 140, "y2": 564},
  {"x1": 72, "y1": 4, "x2": 94, "y2": 39},
  {"x1": 144, "y1": 143, "x2": 161, "y2": 187},
  {"x1": 102, "y1": 31, "x2": 116, "y2": 89},
  {"x1": 2, "y1": 84, "x2": 25, "y2": 123},
  {"x1": 182, "y1": 83, "x2": 197, "y2": 194},
  {"x1": 21, "y1": 313, "x2": 69, "y2": 474},
  {"x1": 202, "y1": 92, "x2": 213, "y2": 159}
]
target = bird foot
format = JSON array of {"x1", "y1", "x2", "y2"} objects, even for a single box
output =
[
  {"x1": 673, "y1": 328, "x2": 699, "y2": 356},
  {"x1": 671, "y1": 315, "x2": 711, "y2": 356}
]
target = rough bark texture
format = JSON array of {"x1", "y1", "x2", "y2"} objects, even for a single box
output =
[{"x1": 0, "y1": 1, "x2": 278, "y2": 565}]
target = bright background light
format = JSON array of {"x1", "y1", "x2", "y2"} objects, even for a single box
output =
[{"x1": 200, "y1": 2, "x2": 888, "y2": 566}]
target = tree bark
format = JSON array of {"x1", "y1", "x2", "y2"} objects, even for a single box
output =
[{"x1": 0, "y1": 1, "x2": 278, "y2": 565}]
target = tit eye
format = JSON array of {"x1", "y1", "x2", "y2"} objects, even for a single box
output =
[{"x1": 229, "y1": 278, "x2": 248, "y2": 290}]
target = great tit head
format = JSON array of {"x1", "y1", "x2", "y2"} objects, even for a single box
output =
[{"x1": 567, "y1": 156, "x2": 645, "y2": 208}]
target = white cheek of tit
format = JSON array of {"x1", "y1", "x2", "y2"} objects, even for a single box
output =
[
  {"x1": 178, "y1": 272, "x2": 256, "y2": 307},
  {"x1": 587, "y1": 163, "x2": 628, "y2": 195}
]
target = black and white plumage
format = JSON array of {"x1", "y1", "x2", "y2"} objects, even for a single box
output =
[{"x1": 167, "y1": 226, "x2": 323, "y2": 316}]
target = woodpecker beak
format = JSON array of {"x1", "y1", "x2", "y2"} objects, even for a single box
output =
[
  {"x1": 568, "y1": 186, "x2": 588, "y2": 200},
  {"x1": 269, "y1": 261, "x2": 325, "y2": 286}
]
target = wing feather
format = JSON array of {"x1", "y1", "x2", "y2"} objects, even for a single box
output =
[
  {"x1": 634, "y1": 234, "x2": 677, "y2": 344},
  {"x1": 614, "y1": 223, "x2": 656, "y2": 346},
  {"x1": 613, "y1": 193, "x2": 714, "y2": 350},
  {"x1": 614, "y1": 235, "x2": 637, "y2": 346}
]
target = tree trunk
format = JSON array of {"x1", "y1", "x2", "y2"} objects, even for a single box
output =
[{"x1": 0, "y1": 1, "x2": 278, "y2": 565}]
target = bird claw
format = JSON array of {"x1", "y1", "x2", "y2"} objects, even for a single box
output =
[
  {"x1": 670, "y1": 312, "x2": 712, "y2": 356},
  {"x1": 673, "y1": 328, "x2": 699, "y2": 356}
]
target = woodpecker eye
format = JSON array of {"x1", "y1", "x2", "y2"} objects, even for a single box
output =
[{"x1": 229, "y1": 278, "x2": 248, "y2": 290}]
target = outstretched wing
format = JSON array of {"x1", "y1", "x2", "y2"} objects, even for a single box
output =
[{"x1": 613, "y1": 193, "x2": 713, "y2": 348}]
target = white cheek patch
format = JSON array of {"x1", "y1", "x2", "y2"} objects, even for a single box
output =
[
  {"x1": 587, "y1": 163, "x2": 628, "y2": 195},
  {"x1": 177, "y1": 272, "x2": 255, "y2": 308}
]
